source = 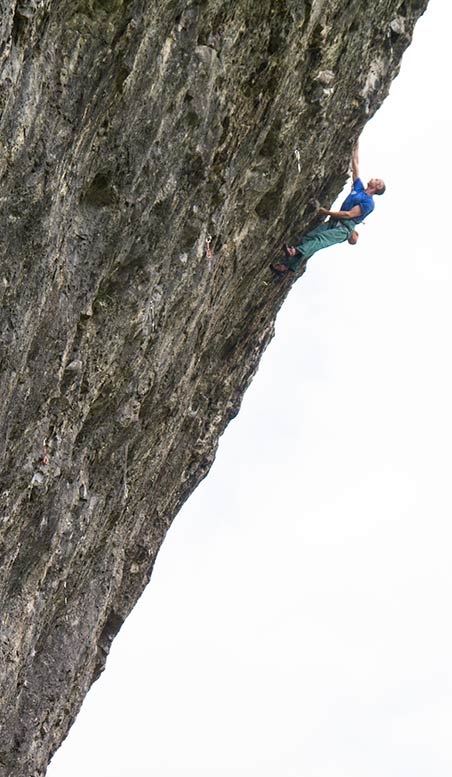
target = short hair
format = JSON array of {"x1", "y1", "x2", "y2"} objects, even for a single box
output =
[{"x1": 375, "y1": 181, "x2": 386, "y2": 195}]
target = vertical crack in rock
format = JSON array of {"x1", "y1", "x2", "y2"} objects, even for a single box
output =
[{"x1": 0, "y1": 0, "x2": 429, "y2": 774}]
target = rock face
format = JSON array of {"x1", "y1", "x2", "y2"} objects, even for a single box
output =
[{"x1": 0, "y1": 1, "x2": 428, "y2": 774}]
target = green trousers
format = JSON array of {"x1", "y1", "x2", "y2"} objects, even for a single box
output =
[{"x1": 287, "y1": 219, "x2": 356, "y2": 272}]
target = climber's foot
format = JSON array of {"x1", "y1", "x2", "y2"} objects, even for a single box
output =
[
  {"x1": 283, "y1": 244, "x2": 298, "y2": 258},
  {"x1": 270, "y1": 263, "x2": 291, "y2": 277}
]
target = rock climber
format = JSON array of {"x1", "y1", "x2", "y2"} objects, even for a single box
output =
[{"x1": 271, "y1": 141, "x2": 385, "y2": 276}]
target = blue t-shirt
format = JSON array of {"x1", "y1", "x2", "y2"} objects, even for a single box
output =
[{"x1": 340, "y1": 178, "x2": 374, "y2": 224}]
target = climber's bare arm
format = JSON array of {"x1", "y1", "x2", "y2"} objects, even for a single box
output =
[
  {"x1": 318, "y1": 204, "x2": 362, "y2": 220},
  {"x1": 351, "y1": 141, "x2": 360, "y2": 182}
]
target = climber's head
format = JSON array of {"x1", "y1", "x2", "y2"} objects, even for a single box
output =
[{"x1": 367, "y1": 178, "x2": 386, "y2": 195}]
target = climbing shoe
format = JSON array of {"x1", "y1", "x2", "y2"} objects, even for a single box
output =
[{"x1": 270, "y1": 263, "x2": 291, "y2": 276}]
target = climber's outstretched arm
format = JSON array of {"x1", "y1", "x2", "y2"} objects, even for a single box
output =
[{"x1": 351, "y1": 141, "x2": 360, "y2": 182}]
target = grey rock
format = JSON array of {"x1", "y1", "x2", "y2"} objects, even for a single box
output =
[
  {"x1": 65, "y1": 359, "x2": 83, "y2": 373},
  {"x1": 0, "y1": 0, "x2": 429, "y2": 774},
  {"x1": 316, "y1": 69, "x2": 336, "y2": 86},
  {"x1": 390, "y1": 16, "x2": 407, "y2": 36},
  {"x1": 79, "y1": 483, "x2": 88, "y2": 502}
]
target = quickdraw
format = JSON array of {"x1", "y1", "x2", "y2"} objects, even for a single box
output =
[
  {"x1": 43, "y1": 439, "x2": 48, "y2": 466},
  {"x1": 206, "y1": 234, "x2": 212, "y2": 260}
]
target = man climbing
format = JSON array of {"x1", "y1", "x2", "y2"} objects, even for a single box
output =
[{"x1": 271, "y1": 141, "x2": 385, "y2": 276}]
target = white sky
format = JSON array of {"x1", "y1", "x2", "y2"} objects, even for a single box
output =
[{"x1": 49, "y1": 2, "x2": 452, "y2": 775}]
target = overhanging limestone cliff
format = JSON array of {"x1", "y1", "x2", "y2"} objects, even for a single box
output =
[{"x1": 0, "y1": 1, "x2": 428, "y2": 774}]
